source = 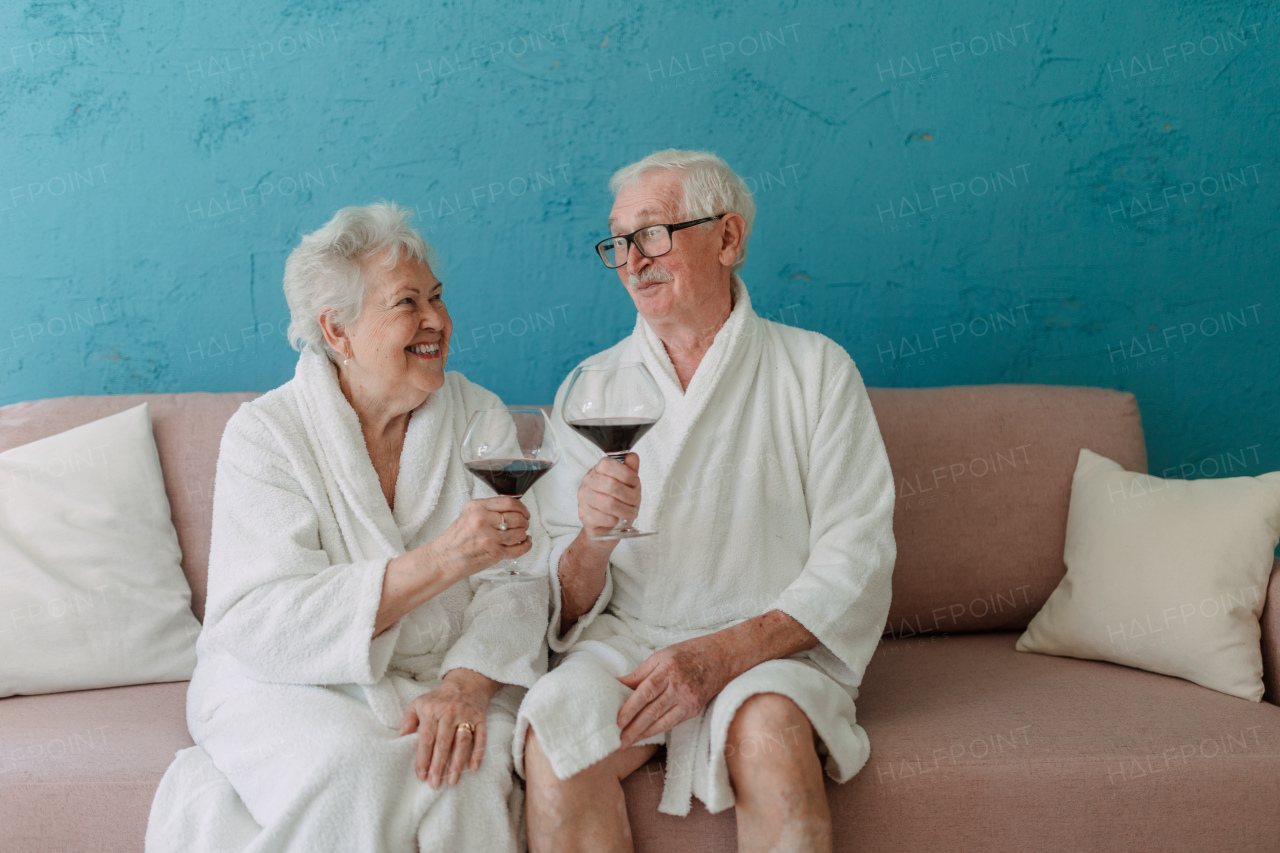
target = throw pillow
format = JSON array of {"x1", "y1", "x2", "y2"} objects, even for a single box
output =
[
  {"x1": 1016, "y1": 448, "x2": 1280, "y2": 701},
  {"x1": 0, "y1": 402, "x2": 201, "y2": 697}
]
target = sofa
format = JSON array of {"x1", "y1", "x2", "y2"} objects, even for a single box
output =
[{"x1": 1, "y1": 384, "x2": 1277, "y2": 853}]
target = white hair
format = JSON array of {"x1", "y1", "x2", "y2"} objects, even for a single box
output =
[
  {"x1": 607, "y1": 149, "x2": 756, "y2": 274},
  {"x1": 283, "y1": 202, "x2": 435, "y2": 360}
]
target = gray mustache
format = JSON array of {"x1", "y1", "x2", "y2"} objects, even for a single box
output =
[{"x1": 628, "y1": 268, "x2": 673, "y2": 286}]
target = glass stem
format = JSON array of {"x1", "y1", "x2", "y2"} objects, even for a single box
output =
[{"x1": 605, "y1": 452, "x2": 634, "y2": 532}]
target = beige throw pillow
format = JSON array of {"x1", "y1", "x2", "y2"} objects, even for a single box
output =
[
  {"x1": 1016, "y1": 448, "x2": 1280, "y2": 701},
  {"x1": 0, "y1": 403, "x2": 201, "y2": 697}
]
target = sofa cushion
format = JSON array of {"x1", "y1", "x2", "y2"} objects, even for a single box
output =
[
  {"x1": 0, "y1": 403, "x2": 203, "y2": 698},
  {"x1": 1017, "y1": 449, "x2": 1280, "y2": 702},
  {"x1": 0, "y1": 393, "x2": 259, "y2": 621},
  {"x1": 1266, "y1": 558, "x2": 1280, "y2": 704},
  {"x1": 866, "y1": 385, "x2": 1146, "y2": 634},
  {"x1": 0, "y1": 681, "x2": 193, "y2": 853},
  {"x1": 624, "y1": 631, "x2": 1280, "y2": 853},
  {"x1": 5, "y1": 633, "x2": 1277, "y2": 853}
]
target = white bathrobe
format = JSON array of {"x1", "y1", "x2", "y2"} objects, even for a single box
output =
[
  {"x1": 514, "y1": 276, "x2": 896, "y2": 816},
  {"x1": 145, "y1": 347, "x2": 551, "y2": 853}
]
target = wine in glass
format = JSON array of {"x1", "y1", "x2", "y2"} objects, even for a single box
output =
[
  {"x1": 562, "y1": 362, "x2": 665, "y2": 540},
  {"x1": 460, "y1": 407, "x2": 559, "y2": 579}
]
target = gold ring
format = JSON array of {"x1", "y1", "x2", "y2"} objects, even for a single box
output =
[
  {"x1": 498, "y1": 513, "x2": 508, "y2": 531},
  {"x1": 456, "y1": 722, "x2": 475, "y2": 735}
]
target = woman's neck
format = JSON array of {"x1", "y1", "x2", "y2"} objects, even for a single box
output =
[{"x1": 338, "y1": 368, "x2": 415, "y2": 443}]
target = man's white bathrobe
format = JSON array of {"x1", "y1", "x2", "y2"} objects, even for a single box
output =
[
  {"x1": 145, "y1": 347, "x2": 550, "y2": 853},
  {"x1": 514, "y1": 276, "x2": 896, "y2": 816}
]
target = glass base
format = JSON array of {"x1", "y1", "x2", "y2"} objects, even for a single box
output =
[
  {"x1": 587, "y1": 526, "x2": 656, "y2": 541},
  {"x1": 476, "y1": 561, "x2": 539, "y2": 581}
]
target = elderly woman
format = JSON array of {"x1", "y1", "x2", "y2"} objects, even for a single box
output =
[{"x1": 146, "y1": 203, "x2": 550, "y2": 853}]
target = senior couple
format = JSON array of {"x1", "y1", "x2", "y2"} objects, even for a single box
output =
[{"x1": 146, "y1": 149, "x2": 897, "y2": 853}]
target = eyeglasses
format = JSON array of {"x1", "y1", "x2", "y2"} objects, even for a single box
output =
[{"x1": 594, "y1": 214, "x2": 725, "y2": 269}]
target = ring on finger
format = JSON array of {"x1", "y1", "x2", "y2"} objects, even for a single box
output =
[
  {"x1": 455, "y1": 722, "x2": 475, "y2": 735},
  {"x1": 497, "y1": 513, "x2": 508, "y2": 532}
]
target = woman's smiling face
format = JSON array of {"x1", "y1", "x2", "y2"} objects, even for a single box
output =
[{"x1": 342, "y1": 252, "x2": 452, "y2": 407}]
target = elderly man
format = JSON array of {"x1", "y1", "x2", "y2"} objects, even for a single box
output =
[{"x1": 515, "y1": 150, "x2": 897, "y2": 853}]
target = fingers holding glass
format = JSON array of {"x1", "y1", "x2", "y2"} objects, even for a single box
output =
[
  {"x1": 563, "y1": 363, "x2": 664, "y2": 540},
  {"x1": 460, "y1": 410, "x2": 557, "y2": 579}
]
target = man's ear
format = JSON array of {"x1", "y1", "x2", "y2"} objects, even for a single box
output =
[
  {"x1": 718, "y1": 213, "x2": 747, "y2": 269},
  {"x1": 317, "y1": 310, "x2": 349, "y2": 359}
]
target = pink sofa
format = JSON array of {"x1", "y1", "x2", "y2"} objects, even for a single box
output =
[{"x1": 2, "y1": 385, "x2": 1278, "y2": 852}]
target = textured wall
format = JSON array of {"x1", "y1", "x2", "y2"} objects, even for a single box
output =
[{"x1": 1, "y1": 1, "x2": 1276, "y2": 487}]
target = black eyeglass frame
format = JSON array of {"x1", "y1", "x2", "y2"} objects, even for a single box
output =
[{"x1": 594, "y1": 214, "x2": 726, "y2": 269}]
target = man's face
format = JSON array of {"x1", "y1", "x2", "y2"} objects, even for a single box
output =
[{"x1": 607, "y1": 170, "x2": 728, "y2": 324}]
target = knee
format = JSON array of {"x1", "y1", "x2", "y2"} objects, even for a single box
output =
[{"x1": 726, "y1": 694, "x2": 815, "y2": 770}]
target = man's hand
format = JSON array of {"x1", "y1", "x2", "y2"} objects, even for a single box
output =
[
  {"x1": 615, "y1": 636, "x2": 731, "y2": 749},
  {"x1": 614, "y1": 611, "x2": 821, "y2": 749},
  {"x1": 554, "y1": 452, "x2": 642, "y2": 635},
  {"x1": 577, "y1": 452, "x2": 641, "y2": 537}
]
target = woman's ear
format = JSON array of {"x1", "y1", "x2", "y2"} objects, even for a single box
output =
[
  {"x1": 718, "y1": 213, "x2": 746, "y2": 269},
  {"x1": 318, "y1": 310, "x2": 350, "y2": 360}
]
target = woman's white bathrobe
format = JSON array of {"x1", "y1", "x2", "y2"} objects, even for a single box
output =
[
  {"x1": 145, "y1": 348, "x2": 550, "y2": 853},
  {"x1": 514, "y1": 276, "x2": 896, "y2": 816}
]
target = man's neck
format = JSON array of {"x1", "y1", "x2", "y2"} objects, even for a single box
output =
[{"x1": 649, "y1": 279, "x2": 735, "y2": 391}]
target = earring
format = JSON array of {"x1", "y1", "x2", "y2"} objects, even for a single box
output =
[{"x1": 343, "y1": 358, "x2": 349, "y2": 366}]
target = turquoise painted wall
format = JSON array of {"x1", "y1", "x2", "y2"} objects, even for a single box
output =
[{"x1": 2, "y1": 1, "x2": 1277, "y2": 489}]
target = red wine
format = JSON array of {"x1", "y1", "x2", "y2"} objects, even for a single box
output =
[
  {"x1": 567, "y1": 418, "x2": 658, "y2": 455},
  {"x1": 465, "y1": 459, "x2": 554, "y2": 496}
]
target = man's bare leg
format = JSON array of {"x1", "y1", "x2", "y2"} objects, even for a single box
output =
[
  {"x1": 725, "y1": 693, "x2": 831, "y2": 853},
  {"x1": 524, "y1": 726, "x2": 660, "y2": 853}
]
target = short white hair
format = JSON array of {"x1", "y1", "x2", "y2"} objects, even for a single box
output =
[
  {"x1": 607, "y1": 149, "x2": 756, "y2": 273},
  {"x1": 283, "y1": 202, "x2": 435, "y2": 360}
]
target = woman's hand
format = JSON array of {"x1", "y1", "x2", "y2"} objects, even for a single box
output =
[
  {"x1": 427, "y1": 496, "x2": 532, "y2": 580},
  {"x1": 372, "y1": 497, "x2": 531, "y2": 638},
  {"x1": 399, "y1": 668, "x2": 501, "y2": 787}
]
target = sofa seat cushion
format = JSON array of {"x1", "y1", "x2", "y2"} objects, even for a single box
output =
[
  {"x1": 0, "y1": 681, "x2": 193, "y2": 853},
  {"x1": 623, "y1": 632, "x2": 1280, "y2": 853}
]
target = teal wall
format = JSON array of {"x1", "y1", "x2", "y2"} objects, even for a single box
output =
[{"x1": 1, "y1": 1, "x2": 1276, "y2": 488}]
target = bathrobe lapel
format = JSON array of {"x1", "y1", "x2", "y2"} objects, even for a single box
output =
[
  {"x1": 390, "y1": 385, "x2": 456, "y2": 549},
  {"x1": 629, "y1": 275, "x2": 762, "y2": 539},
  {"x1": 292, "y1": 349, "x2": 456, "y2": 562},
  {"x1": 291, "y1": 349, "x2": 461, "y2": 725},
  {"x1": 292, "y1": 350, "x2": 404, "y2": 561},
  {"x1": 624, "y1": 276, "x2": 764, "y2": 814}
]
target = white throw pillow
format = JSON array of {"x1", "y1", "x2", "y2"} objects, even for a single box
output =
[
  {"x1": 1016, "y1": 448, "x2": 1280, "y2": 701},
  {"x1": 0, "y1": 402, "x2": 201, "y2": 697}
]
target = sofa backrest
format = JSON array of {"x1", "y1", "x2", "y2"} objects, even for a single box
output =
[
  {"x1": 0, "y1": 383, "x2": 1146, "y2": 631},
  {"x1": 867, "y1": 384, "x2": 1146, "y2": 635},
  {"x1": 0, "y1": 392, "x2": 259, "y2": 622}
]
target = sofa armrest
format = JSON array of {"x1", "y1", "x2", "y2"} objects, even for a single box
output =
[{"x1": 1263, "y1": 558, "x2": 1280, "y2": 706}]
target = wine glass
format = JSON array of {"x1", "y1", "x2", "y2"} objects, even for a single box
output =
[
  {"x1": 460, "y1": 407, "x2": 558, "y2": 579},
  {"x1": 562, "y1": 362, "x2": 665, "y2": 540}
]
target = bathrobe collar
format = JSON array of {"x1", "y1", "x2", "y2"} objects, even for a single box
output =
[
  {"x1": 630, "y1": 274, "x2": 762, "y2": 526},
  {"x1": 633, "y1": 274, "x2": 754, "y2": 405},
  {"x1": 291, "y1": 347, "x2": 456, "y2": 560}
]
